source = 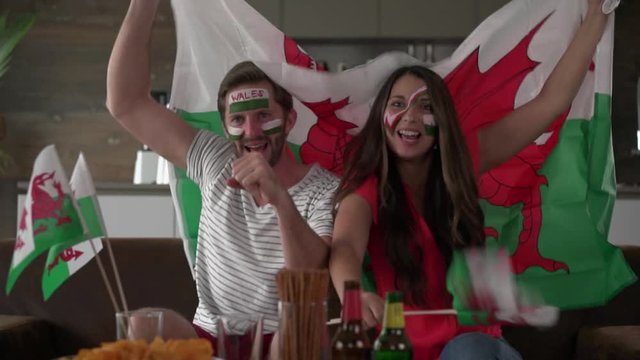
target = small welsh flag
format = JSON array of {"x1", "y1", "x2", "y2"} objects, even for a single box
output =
[
  {"x1": 5, "y1": 145, "x2": 86, "y2": 295},
  {"x1": 42, "y1": 153, "x2": 106, "y2": 300},
  {"x1": 446, "y1": 246, "x2": 559, "y2": 327}
]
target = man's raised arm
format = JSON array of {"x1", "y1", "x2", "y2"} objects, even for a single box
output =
[{"x1": 106, "y1": 0, "x2": 196, "y2": 169}]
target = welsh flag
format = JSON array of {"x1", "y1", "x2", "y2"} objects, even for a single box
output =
[
  {"x1": 446, "y1": 245, "x2": 559, "y2": 327},
  {"x1": 42, "y1": 153, "x2": 105, "y2": 300},
  {"x1": 435, "y1": 0, "x2": 635, "y2": 310},
  {"x1": 168, "y1": 0, "x2": 635, "y2": 309},
  {"x1": 5, "y1": 145, "x2": 86, "y2": 294}
]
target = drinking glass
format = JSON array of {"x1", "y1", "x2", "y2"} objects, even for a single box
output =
[
  {"x1": 216, "y1": 313, "x2": 264, "y2": 360},
  {"x1": 115, "y1": 309, "x2": 164, "y2": 343}
]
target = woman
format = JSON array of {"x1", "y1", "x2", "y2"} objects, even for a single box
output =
[{"x1": 329, "y1": 1, "x2": 610, "y2": 358}]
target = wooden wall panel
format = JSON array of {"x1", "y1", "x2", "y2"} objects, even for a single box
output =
[
  {"x1": 0, "y1": 0, "x2": 177, "y2": 236},
  {"x1": 1, "y1": 112, "x2": 140, "y2": 181},
  {"x1": 0, "y1": 23, "x2": 176, "y2": 181},
  {"x1": 0, "y1": 0, "x2": 174, "y2": 26},
  {"x1": 0, "y1": 24, "x2": 176, "y2": 114}
]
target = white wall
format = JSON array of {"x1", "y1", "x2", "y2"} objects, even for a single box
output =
[
  {"x1": 17, "y1": 194, "x2": 178, "y2": 238},
  {"x1": 609, "y1": 198, "x2": 640, "y2": 246}
]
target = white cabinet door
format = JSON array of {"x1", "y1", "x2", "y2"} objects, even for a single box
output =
[
  {"x1": 282, "y1": 0, "x2": 378, "y2": 38},
  {"x1": 98, "y1": 195, "x2": 176, "y2": 238},
  {"x1": 246, "y1": 0, "x2": 283, "y2": 28},
  {"x1": 380, "y1": 0, "x2": 475, "y2": 39},
  {"x1": 17, "y1": 194, "x2": 177, "y2": 238}
]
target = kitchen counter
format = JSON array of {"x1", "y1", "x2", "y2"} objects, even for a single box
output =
[{"x1": 17, "y1": 181, "x2": 170, "y2": 195}]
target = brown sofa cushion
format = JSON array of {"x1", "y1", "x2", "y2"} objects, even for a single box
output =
[
  {"x1": 576, "y1": 326, "x2": 640, "y2": 360},
  {"x1": 0, "y1": 315, "x2": 56, "y2": 360},
  {"x1": 503, "y1": 310, "x2": 586, "y2": 360}
]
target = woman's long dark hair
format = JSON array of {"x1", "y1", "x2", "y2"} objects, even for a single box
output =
[{"x1": 334, "y1": 66, "x2": 485, "y2": 306}]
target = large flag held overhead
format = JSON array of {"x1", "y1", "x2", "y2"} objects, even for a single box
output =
[
  {"x1": 436, "y1": 0, "x2": 635, "y2": 309},
  {"x1": 168, "y1": 0, "x2": 635, "y2": 309},
  {"x1": 42, "y1": 153, "x2": 105, "y2": 300},
  {"x1": 5, "y1": 145, "x2": 86, "y2": 294}
]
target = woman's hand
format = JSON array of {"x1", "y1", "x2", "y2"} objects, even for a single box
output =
[
  {"x1": 588, "y1": 0, "x2": 617, "y2": 16},
  {"x1": 361, "y1": 291, "x2": 385, "y2": 329}
]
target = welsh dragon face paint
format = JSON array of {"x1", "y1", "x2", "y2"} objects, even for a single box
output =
[{"x1": 384, "y1": 85, "x2": 438, "y2": 136}]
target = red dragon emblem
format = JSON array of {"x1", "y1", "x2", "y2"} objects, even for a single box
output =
[
  {"x1": 284, "y1": 36, "x2": 355, "y2": 174},
  {"x1": 30, "y1": 171, "x2": 72, "y2": 236},
  {"x1": 284, "y1": 36, "x2": 327, "y2": 71},
  {"x1": 47, "y1": 247, "x2": 84, "y2": 273},
  {"x1": 444, "y1": 16, "x2": 570, "y2": 274},
  {"x1": 14, "y1": 208, "x2": 28, "y2": 251}
]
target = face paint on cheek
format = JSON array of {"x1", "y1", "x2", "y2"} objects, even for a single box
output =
[
  {"x1": 262, "y1": 118, "x2": 284, "y2": 135},
  {"x1": 383, "y1": 85, "x2": 429, "y2": 129},
  {"x1": 384, "y1": 110, "x2": 402, "y2": 129},
  {"x1": 227, "y1": 126, "x2": 244, "y2": 141},
  {"x1": 423, "y1": 114, "x2": 438, "y2": 137},
  {"x1": 228, "y1": 88, "x2": 270, "y2": 113}
]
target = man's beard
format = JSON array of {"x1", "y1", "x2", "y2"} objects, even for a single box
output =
[
  {"x1": 266, "y1": 132, "x2": 286, "y2": 166},
  {"x1": 234, "y1": 132, "x2": 287, "y2": 166}
]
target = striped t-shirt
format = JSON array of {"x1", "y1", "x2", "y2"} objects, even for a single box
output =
[{"x1": 187, "y1": 130, "x2": 339, "y2": 334}]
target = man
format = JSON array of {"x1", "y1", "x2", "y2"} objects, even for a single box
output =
[{"x1": 106, "y1": 0, "x2": 338, "y2": 352}]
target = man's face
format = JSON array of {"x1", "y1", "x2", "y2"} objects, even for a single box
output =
[{"x1": 223, "y1": 81, "x2": 292, "y2": 166}]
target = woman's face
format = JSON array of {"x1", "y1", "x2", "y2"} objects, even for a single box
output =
[{"x1": 383, "y1": 74, "x2": 438, "y2": 161}]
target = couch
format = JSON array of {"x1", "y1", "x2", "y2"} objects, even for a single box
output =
[{"x1": 0, "y1": 238, "x2": 638, "y2": 359}]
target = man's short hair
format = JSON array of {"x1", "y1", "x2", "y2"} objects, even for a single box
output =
[{"x1": 217, "y1": 61, "x2": 293, "y2": 117}]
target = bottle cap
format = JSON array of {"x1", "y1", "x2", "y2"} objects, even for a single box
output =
[
  {"x1": 344, "y1": 280, "x2": 360, "y2": 290},
  {"x1": 385, "y1": 291, "x2": 403, "y2": 303}
]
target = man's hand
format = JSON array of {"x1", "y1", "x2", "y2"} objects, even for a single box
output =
[
  {"x1": 362, "y1": 291, "x2": 384, "y2": 329},
  {"x1": 230, "y1": 152, "x2": 288, "y2": 207}
]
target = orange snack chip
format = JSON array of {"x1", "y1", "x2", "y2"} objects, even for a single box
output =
[{"x1": 73, "y1": 337, "x2": 213, "y2": 360}]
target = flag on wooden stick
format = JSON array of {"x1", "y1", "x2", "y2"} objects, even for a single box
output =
[{"x1": 5, "y1": 145, "x2": 85, "y2": 294}]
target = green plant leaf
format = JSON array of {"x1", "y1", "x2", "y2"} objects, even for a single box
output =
[{"x1": 0, "y1": 12, "x2": 36, "y2": 79}]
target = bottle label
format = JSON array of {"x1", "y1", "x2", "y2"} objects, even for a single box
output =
[
  {"x1": 383, "y1": 303, "x2": 405, "y2": 329},
  {"x1": 343, "y1": 288, "x2": 362, "y2": 322}
]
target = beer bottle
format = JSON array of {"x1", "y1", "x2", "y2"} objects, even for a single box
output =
[
  {"x1": 372, "y1": 291, "x2": 412, "y2": 359},
  {"x1": 331, "y1": 280, "x2": 372, "y2": 359}
]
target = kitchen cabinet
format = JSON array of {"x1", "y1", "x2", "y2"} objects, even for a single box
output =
[
  {"x1": 17, "y1": 192, "x2": 178, "y2": 238},
  {"x1": 247, "y1": 0, "x2": 510, "y2": 40},
  {"x1": 476, "y1": 0, "x2": 510, "y2": 25},
  {"x1": 379, "y1": 0, "x2": 476, "y2": 39},
  {"x1": 246, "y1": 0, "x2": 283, "y2": 28},
  {"x1": 95, "y1": 195, "x2": 177, "y2": 238},
  {"x1": 282, "y1": 0, "x2": 378, "y2": 38}
]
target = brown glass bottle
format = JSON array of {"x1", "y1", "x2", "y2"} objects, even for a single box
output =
[
  {"x1": 373, "y1": 291, "x2": 412, "y2": 360},
  {"x1": 331, "y1": 280, "x2": 372, "y2": 359}
]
